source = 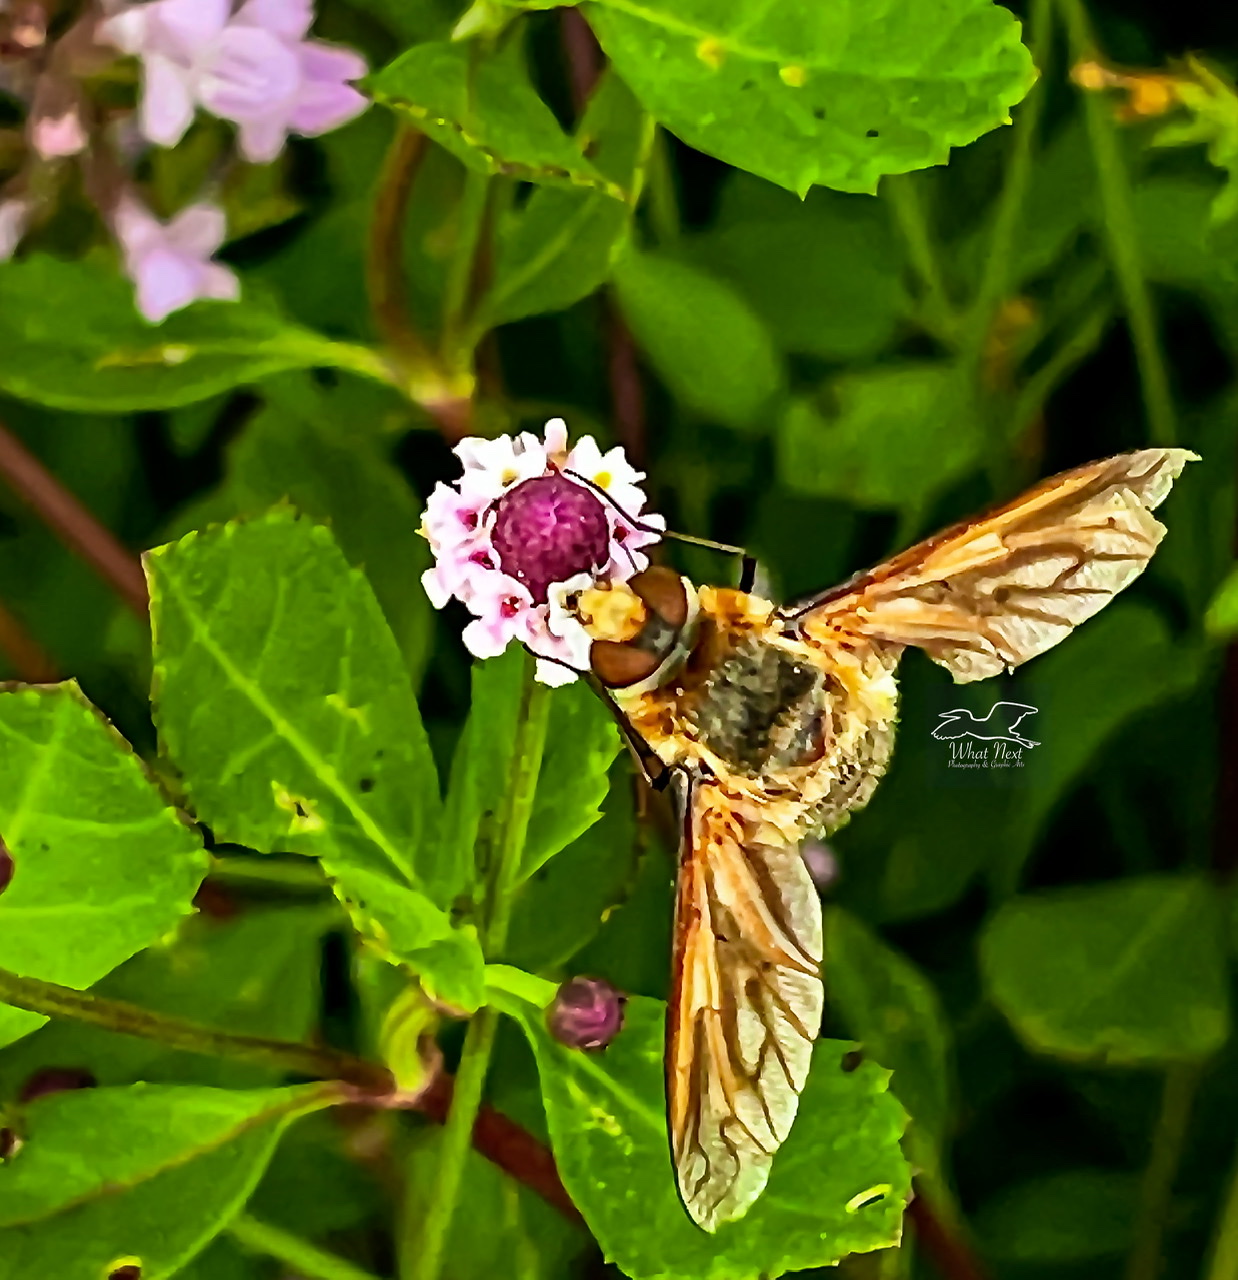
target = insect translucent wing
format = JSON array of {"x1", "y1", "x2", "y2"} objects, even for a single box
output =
[
  {"x1": 667, "y1": 775, "x2": 824, "y2": 1231},
  {"x1": 782, "y1": 448, "x2": 1197, "y2": 682}
]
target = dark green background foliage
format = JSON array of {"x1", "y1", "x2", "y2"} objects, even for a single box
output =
[{"x1": 0, "y1": 0, "x2": 1237, "y2": 1278}]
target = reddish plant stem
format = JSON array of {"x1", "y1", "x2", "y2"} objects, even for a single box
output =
[
  {"x1": 420, "y1": 1072, "x2": 583, "y2": 1224},
  {"x1": 0, "y1": 598, "x2": 58, "y2": 682},
  {"x1": 559, "y1": 7, "x2": 602, "y2": 115},
  {"x1": 0, "y1": 423, "x2": 148, "y2": 617},
  {"x1": 908, "y1": 1189, "x2": 990, "y2": 1280}
]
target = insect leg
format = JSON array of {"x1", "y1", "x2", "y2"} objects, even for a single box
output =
[{"x1": 584, "y1": 674, "x2": 672, "y2": 792}]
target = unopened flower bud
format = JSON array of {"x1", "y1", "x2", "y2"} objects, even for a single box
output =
[
  {"x1": 19, "y1": 1066, "x2": 97, "y2": 1103},
  {"x1": 547, "y1": 977, "x2": 626, "y2": 1051},
  {"x1": 108, "y1": 1265, "x2": 141, "y2": 1280},
  {"x1": 0, "y1": 837, "x2": 12, "y2": 895}
]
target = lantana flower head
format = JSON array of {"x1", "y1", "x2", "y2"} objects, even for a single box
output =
[{"x1": 421, "y1": 419, "x2": 664, "y2": 687}]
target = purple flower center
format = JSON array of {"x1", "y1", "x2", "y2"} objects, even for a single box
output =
[{"x1": 491, "y1": 473, "x2": 610, "y2": 604}]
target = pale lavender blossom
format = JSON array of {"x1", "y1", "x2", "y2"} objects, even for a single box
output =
[
  {"x1": 100, "y1": 0, "x2": 368, "y2": 162},
  {"x1": 113, "y1": 195, "x2": 239, "y2": 322},
  {"x1": 0, "y1": 199, "x2": 29, "y2": 261}
]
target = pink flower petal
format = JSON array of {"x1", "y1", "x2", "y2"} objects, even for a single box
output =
[
  {"x1": 298, "y1": 40, "x2": 368, "y2": 85},
  {"x1": 133, "y1": 245, "x2": 201, "y2": 323},
  {"x1": 199, "y1": 260, "x2": 241, "y2": 301},
  {"x1": 167, "y1": 202, "x2": 227, "y2": 257},
  {"x1": 235, "y1": 112, "x2": 289, "y2": 164},
  {"x1": 113, "y1": 195, "x2": 162, "y2": 261},
  {"x1": 234, "y1": 0, "x2": 314, "y2": 40},
  {"x1": 149, "y1": 0, "x2": 232, "y2": 62},
  {"x1": 140, "y1": 52, "x2": 196, "y2": 146},
  {"x1": 200, "y1": 25, "x2": 300, "y2": 123},
  {"x1": 31, "y1": 110, "x2": 87, "y2": 158},
  {"x1": 462, "y1": 617, "x2": 513, "y2": 661},
  {"x1": 98, "y1": 8, "x2": 151, "y2": 55},
  {"x1": 288, "y1": 76, "x2": 368, "y2": 136}
]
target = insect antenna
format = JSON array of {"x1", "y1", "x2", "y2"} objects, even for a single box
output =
[{"x1": 560, "y1": 468, "x2": 757, "y2": 589}]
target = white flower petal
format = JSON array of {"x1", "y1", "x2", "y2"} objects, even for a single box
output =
[
  {"x1": 421, "y1": 565, "x2": 454, "y2": 611},
  {"x1": 534, "y1": 658, "x2": 580, "y2": 687},
  {"x1": 462, "y1": 618, "x2": 512, "y2": 660}
]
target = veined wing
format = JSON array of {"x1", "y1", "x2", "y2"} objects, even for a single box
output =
[
  {"x1": 667, "y1": 773, "x2": 824, "y2": 1232},
  {"x1": 781, "y1": 448, "x2": 1196, "y2": 682}
]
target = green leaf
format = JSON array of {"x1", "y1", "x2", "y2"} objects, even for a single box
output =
[
  {"x1": 507, "y1": 775, "x2": 639, "y2": 972},
  {"x1": 0, "y1": 684, "x2": 206, "y2": 1050},
  {"x1": 509, "y1": 995, "x2": 910, "y2": 1279},
  {"x1": 329, "y1": 865, "x2": 485, "y2": 1011},
  {"x1": 684, "y1": 180, "x2": 906, "y2": 361},
  {"x1": 1206, "y1": 564, "x2": 1238, "y2": 638},
  {"x1": 434, "y1": 652, "x2": 620, "y2": 903},
  {"x1": 483, "y1": 72, "x2": 651, "y2": 328},
  {"x1": 368, "y1": 41, "x2": 619, "y2": 194},
  {"x1": 146, "y1": 514, "x2": 481, "y2": 1006},
  {"x1": 522, "y1": 678, "x2": 620, "y2": 880},
  {"x1": 404, "y1": 1129, "x2": 586, "y2": 1279},
  {"x1": 0, "y1": 906, "x2": 332, "y2": 1094},
  {"x1": 578, "y1": 0, "x2": 1036, "y2": 195},
  {"x1": 613, "y1": 247, "x2": 783, "y2": 431},
  {"x1": 0, "y1": 1083, "x2": 333, "y2": 1280},
  {"x1": 777, "y1": 364, "x2": 983, "y2": 509},
  {"x1": 973, "y1": 1169, "x2": 1139, "y2": 1262},
  {"x1": 147, "y1": 512, "x2": 439, "y2": 883},
  {"x1": 826, "y1": 908, "x2": 952, "y2": 1156},
  {"x1": 0, "y1": 257, "x2": 390, "y2": 413},
  {"x1": 980, "y1": 875, "x2": 1231, "y2": 1065}
]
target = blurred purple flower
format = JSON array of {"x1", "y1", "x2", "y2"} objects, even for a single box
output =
[
  {"x1": 100, "y1": 0, "x2": 368, "y2": 162},
  {"x1": 801, "y1": 839, "x2": 839, "y2": 892},
  {"x1": 113, "y1": 195, "x2": 239, "y2": 322},
  {"x1": 0, "y1": 200, "x2": 28, "y2": 261},
  {"x1": 547, "y1": 976, "x2": 626, "y2": 1050},
  {"x1": 30, "y1": 108, "x2": 86, "y2": 157}
]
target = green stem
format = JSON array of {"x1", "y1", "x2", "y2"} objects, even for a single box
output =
[
  {"x1": 1124, "y1": 1062, "x2": 1200, "y2": 1280},
  {"x1": 404, "y1": 652, "x2": 553, "y2": 1280},
  {"x1": 228, "y1": 1215, "x2": 387, "y2": 1280},
  {"x1": 441, "y1": 168, "x2": 492, "y2": 363},
  {"x1": 1058, "y1": 0, "x2": 1177, "y2": 445},
  {"x1": 886, "y1": 174, "x2": 957, "y2": 342},
  {"x1": 0, "y1": 965, "x2": 391, "y2": 1093},
  {"x1": 646, "y1": 127, "x2": 681, "y2": 245},
  {"x1": 1204, "y1": 1132, "x2": 1238, "y2": 1280},
  {"x1": 1007, "y1": 301, "x2": 1114, "y2": 447},
  {"x1": 961, "y1": 0, "x2": 1051, "y2": 382}
]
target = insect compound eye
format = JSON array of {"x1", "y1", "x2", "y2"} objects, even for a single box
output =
[
  {"x1": 590, "y1": 640, "x2": 663, "y2": 689},
  {"x1": 628, "y1": 565, "x2": 689, "y2": 629}
]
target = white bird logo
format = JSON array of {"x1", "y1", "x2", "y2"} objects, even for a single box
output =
[{"x1": 931, "y1": 702, "x2": 1040, "y2": 749}]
